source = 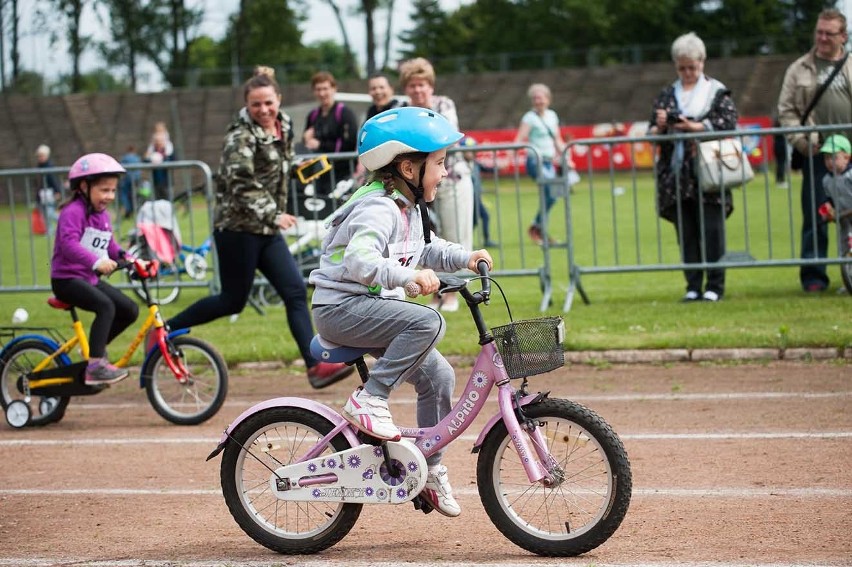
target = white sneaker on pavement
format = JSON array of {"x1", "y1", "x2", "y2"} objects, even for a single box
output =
[
  {"x1": 342, "y1": 387, "x2": 401, "y2": 441},
  {"x1": 422, "y1": 464, "x2": 461, "y2": 517}
]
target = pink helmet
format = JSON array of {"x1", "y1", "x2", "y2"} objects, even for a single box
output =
[{"x1": 68, "y1": 153, "x2": 126, "y2": 181}]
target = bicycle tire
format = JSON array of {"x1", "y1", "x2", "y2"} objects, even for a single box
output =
[
  {"x1": 841, "y1": 239, "x2": 852, "y2": 295},
  {"x1": 220, "y1": 406, "x2": 362, "y2": 554},
  {"x1": 476, "y1": 398, "x2": 632, "y2": 557},
  {"x1": 257, "y1": 282, "x2": 283, "y2": 307},
  {"x1": 126, "y1": 242, "x2": 181, "y2": 305},
  {"x1": 142, "y1": 336, "x2": 227, "y2": 425},
  {"x1": 0, "y1": 339, "x2": 70, "y2": 426}
]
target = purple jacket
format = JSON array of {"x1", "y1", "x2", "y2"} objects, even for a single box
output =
[{"x1": 51, "y1": 196, "x2": 124, "y2": 285}]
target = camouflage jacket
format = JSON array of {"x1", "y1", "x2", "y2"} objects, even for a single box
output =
[{"x1": 213, "y1": 107, "x2": 294, "y2": 234}]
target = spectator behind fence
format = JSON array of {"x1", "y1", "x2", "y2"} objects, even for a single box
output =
[
  {"x1": 817, "y1": 134, "x2": 852, "y2": 232},
  {"x1": 777, "y1": 8, "x2": 852, "y2": 293},
  {"x1": 144, "y1": 121, "x2": 175, "y2": 200},
  {"x1": 399, "y1": 56, "x2": 473, "y2": 312},
  {"x1": 118, "y1": 145, "x2": 143, "y2": 219},
  {"x1": 460, "y1": 136, "x2": 496, "y2": 247},
  {"x1": 166, "y1": 66, "x2": 354, "y2": 390},
  {"x1": 648, "y1": 32, "x2": 738, "y2": 303},
  {"x1": 302, "y1": 71, "x2": 360, "y2": 194},
  {"x1": 513, "y1": 83, "x2": 574, "y2": 246},
  {"x1": 35, "y1": 144, "x2": 62, "y2": 236},
  {"x1": 365, "y1": 73, "x2": 400, "y2": 122},
  {"x1": 772, "y1": 114, "x2": 789, "y2": 188}
]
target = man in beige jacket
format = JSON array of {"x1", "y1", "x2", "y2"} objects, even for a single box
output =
[{"x1": 777, "y1": 8, "x2": 852, "y2": 292}]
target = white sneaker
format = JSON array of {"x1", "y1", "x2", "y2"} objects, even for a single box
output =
[
  {"x1": 342, "y1": 387, "x2": 401, "y2": 441},
  {"x1": 702, "y1": 290, "x2": 720, "y2": 302},
  {"x1": 422, "y1": 464, "x2": 461, "y2": 517}
]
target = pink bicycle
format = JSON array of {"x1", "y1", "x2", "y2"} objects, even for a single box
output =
[{"x1": 208, "y1": 263, "x2": 631, "y2": 556}]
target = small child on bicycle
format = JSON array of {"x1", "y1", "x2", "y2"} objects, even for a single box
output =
[
  {"x1": 51, "y1": 153, "x2": 140, "y2": 386},
  {"x1": 819, "y1": 134, "x2": 852, "y2": 230},
  {"x1": 309, "y1": 107, "x2": 493, "y2": 517}
]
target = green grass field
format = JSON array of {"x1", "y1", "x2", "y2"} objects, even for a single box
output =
[{"x1": 1, "y1": 170, "x2": 849, "y2": 366}]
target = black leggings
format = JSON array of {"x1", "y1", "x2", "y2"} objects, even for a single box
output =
[
  {"x1": 167, "y1": 229, "x2": 317, "y2": 366},
  {"x1": 51, "y1": 278, "x2": 140, "y2": 359}
]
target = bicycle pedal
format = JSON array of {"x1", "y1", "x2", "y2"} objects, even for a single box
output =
[{"x1": 412, "y1": 495, "x2": 434, "y2": 514}]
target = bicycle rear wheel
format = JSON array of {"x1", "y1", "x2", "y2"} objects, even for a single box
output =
[
  {"x1": 0, "y1": 339, "x2": 70, "y2": 426},
  {"x1": 476, "y1": 398, "x2": 632, "y2": 557},
  {"x1": 142, "y1": 336, "x2": 227, "y2": 425},
  {"x1": 840, "y1": 233, "x2": 852, "y2": 295},
  {"x1": 126, "y1": 242, "x2": 181, "y2": 305},
  {"x1": 220, "y1": 406, "x2": 362, "y2": 554}
]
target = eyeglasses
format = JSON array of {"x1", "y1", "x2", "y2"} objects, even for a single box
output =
[
  {"x1": 677, "y1": 64, "x2": 700, "y2": 72},
  {"x1": 815, "y1": 29, "x2": 846, "y2": 38}
]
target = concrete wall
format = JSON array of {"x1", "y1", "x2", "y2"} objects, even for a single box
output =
[{"x1": 0, "y1": 54, "x2": 795, "y2": 171}]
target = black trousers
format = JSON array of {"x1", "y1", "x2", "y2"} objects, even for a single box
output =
[
  {"x1": 674, "y1": 199, "x2": 726, "y2": 296},
  {"x1": 51, "y1": 278, "x2": 139, "y2": 359},
  {"x1": 167, "y1": 229, "x2": 317, "y2": 366}
]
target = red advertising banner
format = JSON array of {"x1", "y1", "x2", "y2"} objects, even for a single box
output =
[{"x1": 466, "y1": 116, "x2": 774, "y2": 174}]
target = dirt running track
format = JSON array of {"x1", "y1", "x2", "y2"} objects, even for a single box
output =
[{"x1": 0, "y1": 360, "x2": 849, "y2": 567}]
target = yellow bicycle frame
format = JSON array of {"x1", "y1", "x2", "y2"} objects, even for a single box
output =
[{"x1": 27, "y1": 304, "x2": 166, "y2": 389}]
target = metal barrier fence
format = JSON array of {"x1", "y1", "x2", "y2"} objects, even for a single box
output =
[
  {"x1": 0, "y1": 160, "x2": 215, "y2": 294},
  {"x1": 286, "y1": 144, "x2": 555, "y2": 310},
  {"x1": 558, "y1": 124, "x2": 852, "y2": 311},
  {"x1": 1, "y1": 145, "x2": 557, "y2": 309}
]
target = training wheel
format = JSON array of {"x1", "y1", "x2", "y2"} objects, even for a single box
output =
[{"x1": 6, "y1": 400, "x2": 31, "y2": 428}]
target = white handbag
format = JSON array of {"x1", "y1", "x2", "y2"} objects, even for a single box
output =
[{"x1": 696, "y1": 138, "x2": 754, "y2": 193}]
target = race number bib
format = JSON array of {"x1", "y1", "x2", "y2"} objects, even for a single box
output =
[
  {"x1": 387, "y1": 240, "x2": 422, "y2": 271},
  {"x1": 81, "y1": 226, "x2": 112, "y2": 259},
  {"x1": 381, "y1": 240, "x2": 423, "y2": 298}
]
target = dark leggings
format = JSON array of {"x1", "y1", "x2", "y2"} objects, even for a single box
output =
[
  {"x1": 167, "y1": 229, "x2": 317, "y2": 366},
  {"x1": 51, "y1": 278, "x2": 140, "y2": 359},
  {"x1": 675, "y1": 199, "x2": 726, "y2": 296}
]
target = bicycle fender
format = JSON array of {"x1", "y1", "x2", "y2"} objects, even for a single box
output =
[
  {"x1": 206, "y1": 397, "x2": 362, "y2": 461},
  {"x1": 471, "y1": 392, "x2": 549, "y2": 452},
  {"x1": 0, "y1": 334, "x2": 73, "y2": 365},
  {"x1": 139, "y1": 327, "x2": 191, "y2": 386}
]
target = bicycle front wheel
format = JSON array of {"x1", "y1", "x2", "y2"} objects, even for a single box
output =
[
  {"x1": 220, "y1": 407, "x2": 362, "y2": 554},
  {"x1": 0, "y1": 339, "x2": 70, "y2": 426},
  {"x1": 476, "y1": 398, "x2": 632, "y2": 557},
  {"x1": 142, "y1": 336, "x2": 227, "y2": 425},
  {"x1": 126, "y1": 242, "x2": 181, "y2": 305}
]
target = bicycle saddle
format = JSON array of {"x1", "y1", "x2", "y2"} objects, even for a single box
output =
[
  {"x1": 309, "y1": 335, "x2": 373, "y2": 364},
  {"x1": 47, "y1": 297, "x2": 72, "y2": 310}
]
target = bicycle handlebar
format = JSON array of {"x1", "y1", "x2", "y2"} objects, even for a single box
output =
[{"x1": 404, "y1": 260, "x2": 491, "y2": 305}]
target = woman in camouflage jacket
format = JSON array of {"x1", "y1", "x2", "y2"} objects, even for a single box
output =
[{"x1": 167, "y1": 66, "x2": 353, "y2": 389}]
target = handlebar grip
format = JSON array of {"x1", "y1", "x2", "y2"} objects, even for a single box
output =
[
  {"x1": 404, "y1": 281, "x2": 421, "y2": 298},
  {"x1": 477, "y1": 259, "x2": 489, "y2": 276}
]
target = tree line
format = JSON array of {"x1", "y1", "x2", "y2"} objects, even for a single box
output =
[{"x1": 0, "y1": 0, "x2": 837, "y2": 95}]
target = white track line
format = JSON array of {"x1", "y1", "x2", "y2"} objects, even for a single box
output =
[
  {"x1": 1, "y1": 562, "x2": 848, "y2": 567},
  {"x1": 1, "y1": 487, "x2": 850, "y2": 498},
  {"x1": 1, "y1": 431, "x2": 850, "y2": 447},
  {"x1": 59, "y1": 390, "x2": 852, "y2": 410}
]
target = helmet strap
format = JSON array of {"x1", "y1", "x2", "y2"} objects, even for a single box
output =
[{"x1": 395, "y1": 162, "x2": 431, "y2": 244}]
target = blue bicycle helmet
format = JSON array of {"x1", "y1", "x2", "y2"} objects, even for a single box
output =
[{"x1": 358, "y1": 107, "x2": 464, "y2": 171}]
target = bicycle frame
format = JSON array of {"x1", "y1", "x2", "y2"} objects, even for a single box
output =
[
  {"x1": 211, "y1": 274, "x2": 557, "y2": 486},
  {"x1": 27, "y1": 270, "x2": 193, "y2": 390}
]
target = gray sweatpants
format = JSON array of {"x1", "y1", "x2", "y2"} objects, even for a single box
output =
[{"x1": 313, "y1": 295, "x2": 454, "y2": 465}]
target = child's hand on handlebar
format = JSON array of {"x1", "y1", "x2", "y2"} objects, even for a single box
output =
[
  {"x1": 94, "y1": 258, "x2": 118, "y2": 274},
  {"x1": 411, "y1": 269, "x2": 440, "y2": 295},
  {"x1": 467, "y1": 250, "x2": 493, "y2": 272}
]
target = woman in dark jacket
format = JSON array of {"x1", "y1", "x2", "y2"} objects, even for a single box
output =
[{"x1": 648, "y1": 32, "x2": 739, "y2": 302}]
